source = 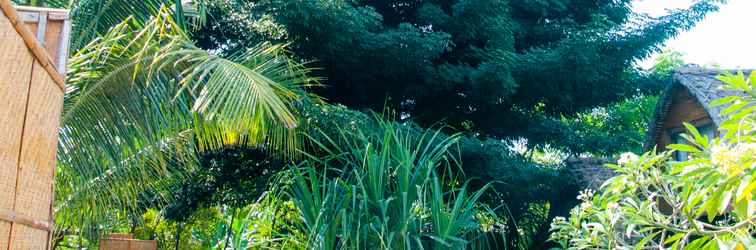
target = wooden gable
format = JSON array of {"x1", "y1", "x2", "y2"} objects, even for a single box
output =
[{"x1": 654, "y1": 86, "x2": 715, "y2": 149}]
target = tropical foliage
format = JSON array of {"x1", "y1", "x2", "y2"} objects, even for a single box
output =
[
  {"x1": 54, "y1": 5, "x2": 315, "y2": 243},
  {"x1": 6, "y1": 0, "x2": 734, "y2": 249},
  {"x1": 285, "y1": 117, "x2": 502, "y2": 249},
  {"x1": 550, "y1": 72, "x2": 756, "y2": 249}
]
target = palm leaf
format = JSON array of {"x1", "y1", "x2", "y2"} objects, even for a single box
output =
[
  {"x1": 61, "y1": 0, "x2": 206, "y2": 51},
  {"x1": 56, "y1": 8, "x2": 315, "y2": 240},
  {"x1": 10, "y1": 0, "x2": 69, "y2": 7}
]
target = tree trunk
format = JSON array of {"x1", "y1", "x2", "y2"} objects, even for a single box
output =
[
  {"x1": 175, "y1": 222, "x2": 183, "y2": 250},
  {"x1": 223, "y1": 208, "x2": 237, "y2": 248},
  {"x1": 530, "y1": 181, "x2": 581, "y2": 249}
]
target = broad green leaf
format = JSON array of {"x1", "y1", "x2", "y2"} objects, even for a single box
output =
[
  {"x1": 719, "y1": 189, "x2": 733, "y2": 214},
  {"x1": 664, "y1": 232, "x2": 685, "y2": 244},
  {"x1": 710, "y1": 95, "x2": 739, "y2": 107},
  {"x1": 667, "y1": 144, "x2": 702, "y2": 153},
  {"x1": 735, "y1": 175, "x2": 754, "y2": 202}
]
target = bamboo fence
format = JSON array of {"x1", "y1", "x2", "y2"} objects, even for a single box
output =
[
  {"x1": 0, "y1": 0, "x2": 68, "y2": 249},
  {"x1": 99, "y1": 234, "x2": 157, "y2": 250}
]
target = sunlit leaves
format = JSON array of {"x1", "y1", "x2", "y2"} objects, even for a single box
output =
[
  {"x1": 550, "y1": 72, "x2": 756, "y2": 249},
  {"x1": 285, "y1": 116, "x2": 499, "y2": 249},
  {"x1": 56, "y1": 7, "x2": 315, "y2": 240}
]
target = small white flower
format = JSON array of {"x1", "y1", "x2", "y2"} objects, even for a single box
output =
[
  {"x1": 734, "y1": 142, "x2": 756, "y2": 156},
  {"x1": 711, "y1": 144, "x2": 739, "y2": 170},
  {"x1": 618, "y1": 152, "x2": 639, "y2": 166},
  {"x1": 606, "y1": 202, "x2": 619, "y2": 211},
  {"x1": 577, "y1": 189, "x2": 594, "y2": 201}
]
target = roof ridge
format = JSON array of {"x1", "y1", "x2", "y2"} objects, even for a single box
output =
[{"x1": 675, "y1": 66, "x2": 755, "y2": 76}]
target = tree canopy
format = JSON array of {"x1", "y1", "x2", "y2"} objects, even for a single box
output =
[{"x1": 192, "y1": 0, "x2": 721, "y2": 151}]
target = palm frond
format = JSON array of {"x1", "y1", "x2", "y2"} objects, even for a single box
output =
[
  {"x1": 56, "y1": 8, "x2": 315, "y2": 239},
  {"x1": 10, "y1": 0, "x2": 69, "y2": 7},
  {"x1": 66, "y1": 0, "x2": 208, "y2": 51}
]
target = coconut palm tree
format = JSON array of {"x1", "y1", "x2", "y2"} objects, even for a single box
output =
[{"x1": 9, "y1": 0, "x2": 315, "y2": 244}]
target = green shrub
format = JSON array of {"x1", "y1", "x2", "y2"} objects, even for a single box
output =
[
  {"x1": 550, "y1": 71, "x2": 756, "y2": 249},
  {"x1": 190, "y1": 201, "x2": 302, "y2": 250},
  {"x1": 285, "y1": 116, "x2": 505, "y2": 249}
]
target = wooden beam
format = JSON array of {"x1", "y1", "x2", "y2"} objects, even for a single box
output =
[
  {"x1": 0, "y1": 208, "x2": 53, "y2": 232},
  {"x1": 0, "y1": 0, "x2": 64, "y2": 89}
]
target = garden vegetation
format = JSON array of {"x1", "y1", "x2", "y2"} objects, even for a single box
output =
[
  {"x1": 9, "y1": 0, "x2": 748, "y2": 249},
  {"x1": 550, "y1": 72, "x2": 756, "y2": 249}
]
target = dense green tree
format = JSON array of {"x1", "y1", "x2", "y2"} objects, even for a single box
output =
[
  {"x1": 191, "y1": 0, "x2": 721, "y2": 151},
  {"x1": 162, "y1": 146, "x2": 284, "y2": 222}
]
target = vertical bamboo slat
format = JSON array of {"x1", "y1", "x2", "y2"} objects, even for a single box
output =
[{"x1": 0, "y1": 0, "x2": 67, "y2": 249}]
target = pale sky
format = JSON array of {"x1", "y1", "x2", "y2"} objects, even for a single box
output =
[{"x1": 633, "y1": 0, "x2": 756, "y2": 69}]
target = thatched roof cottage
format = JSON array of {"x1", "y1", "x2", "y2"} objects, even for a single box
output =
[{"x1": 645, "y1": 66, "x2": 751, "y2": 160}]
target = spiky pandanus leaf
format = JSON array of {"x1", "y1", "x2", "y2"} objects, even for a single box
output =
[{"x1": 286, "y1": 116, "x2": 496, "y2": 249}]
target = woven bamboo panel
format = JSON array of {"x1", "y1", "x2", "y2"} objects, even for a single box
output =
[
  {"x1": 99, "y1": 240, "x2": 157, "y2": 250},
  {"x1": 127, "y1": 241, "x2": 157, "y2": 250},
  {"x1": 100, "y1": 240, "x2": 130, "y2": 250},
  {"x1": 100, "y1": 234, "x2": 157, "y2": 250},
  {"x1": 107, "y1": 233, "x2": 134, "y2": 240},
  {"x1": 0, "y1": 222, "x2": 10, "y2": 248},
  {"x1": 0, "y1": 1, "x2": 66, "y2": 249},
  {"x1": 11, "y1": 59, "x2": 61, "y2": 227},
  {"x1": 0, "y1": 4, "x2": 34, "y2": 249},
  {"x1": 9, "y1": 225, "x2": 47, "y2": 249},
  {"x1": 0, "y1": 1, "x2": 33, "y2": 214},
  {"x1": 14, "y1": 60, "x2": 60, "y2": 220}
]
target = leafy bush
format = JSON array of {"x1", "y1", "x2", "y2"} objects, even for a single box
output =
[
  {"x1": 130, "y1": 194, "x2": 303, "y2": 249},
  {"x1": 300, "y1": 101, "x2": 585, "y2": 249},
  {"x1": 550, "y1": 72, "x2": 756, "y2": 249},
  {"x1": 284, "y1": 116, "x2": 505, "y2": 249},
  {"x1": 190, "y1": 200, "x2": 302, "y2": 250},
  {"x1": 161, "y1": 146, "x2": 285, "y2": 222},
  {"x1": 136, "y1": 208, "x2": 222, "y2": 249}
]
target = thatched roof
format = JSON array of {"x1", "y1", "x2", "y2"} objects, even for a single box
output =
[
  {"x1": 644, "y1": 66, "x2": 751, "y2": 149},
  {"x1": 565, "y1": 157, "x2": 614, "y2": 190}
]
